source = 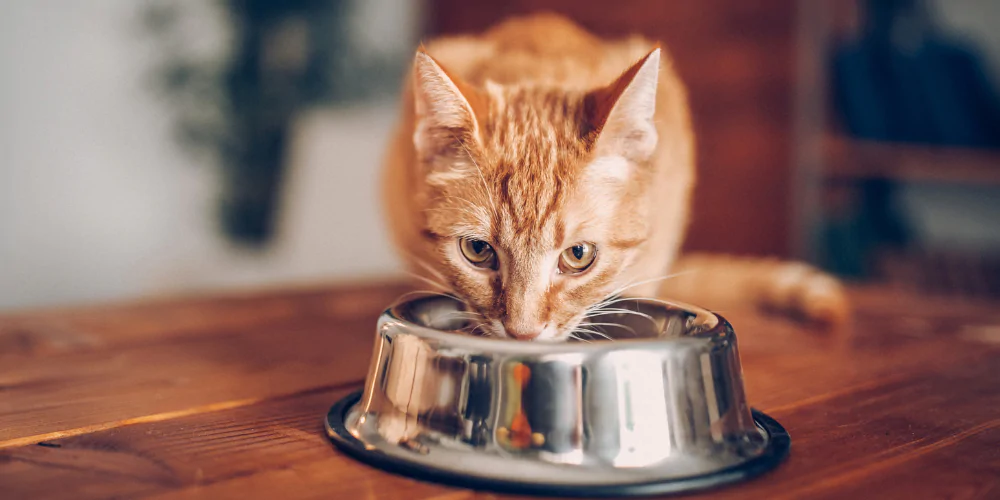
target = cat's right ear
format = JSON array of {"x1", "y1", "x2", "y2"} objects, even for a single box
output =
[{"x1": 411, "y1": 49, "x2": 486, "y2": 163}]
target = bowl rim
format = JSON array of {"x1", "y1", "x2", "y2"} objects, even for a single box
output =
[{"x1": 379, "y1": 294, "x2": 735, "y2": 355}]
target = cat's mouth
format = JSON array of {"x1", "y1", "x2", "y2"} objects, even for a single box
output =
[
  {"x1": 437, "y1": 296, "x2": 589, "y2": 342},
  {"x1": 418, "y1": 294, "x2": 635, "y2": 342},
  {"x1": 460, "y1": 316, "x2": 579, "y2": 342}
]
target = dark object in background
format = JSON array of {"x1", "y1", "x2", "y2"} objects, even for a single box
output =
[
  {"x1": 216, "y1": 0, "x2": 349, "y2": 244},
  {"x1": 832, "y1": 0, "x2": 1000, "y2": 148},
  {"x1": 824, "y1": 0, "x2": 1000, "y2": 282},
  {"x1": 145, "y1": 0, "x2": 402, "y2": 246},
  {"x1": 820, "y1": 178, "x2": 913, "y2": 278}
]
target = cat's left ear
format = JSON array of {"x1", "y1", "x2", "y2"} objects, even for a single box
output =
[{"x1": 583, "y1": 48, "x2": 660, "y2": 161}]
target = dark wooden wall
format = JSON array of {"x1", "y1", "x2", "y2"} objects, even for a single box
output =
[{"x1": 426, "y1": 0, "x2": 797, "y2": 257}]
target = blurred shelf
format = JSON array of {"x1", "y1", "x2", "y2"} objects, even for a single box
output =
[
  {"x1": 873, "y1": 249, "x2": 1000, "y2": 300},
  {"x1": 824, "y1": 136, "x2": 1000, "y2": 186}
]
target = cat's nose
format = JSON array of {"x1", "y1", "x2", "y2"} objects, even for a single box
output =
[{"x1": 504, "y1": 323, "x2": 543, "y2": 340}]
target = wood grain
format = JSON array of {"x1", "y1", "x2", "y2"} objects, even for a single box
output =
[
  {"x1": 0, "y1": 282, "x2": 410, "y2": 445},
  {"x1": 1, "y1": 280, "x2": 999, "y2": 498}
]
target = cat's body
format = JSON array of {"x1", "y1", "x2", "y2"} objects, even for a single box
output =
[{"x1": 382, "y1": 14, "x2": 847, "y2": 340}]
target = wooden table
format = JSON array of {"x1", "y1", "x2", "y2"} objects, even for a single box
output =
[{"x1": 2, "y1": 281, "x2": 999, "y2": 499}]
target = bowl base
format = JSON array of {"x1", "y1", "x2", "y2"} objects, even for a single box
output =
[{"x1": 325, "y1": 390, "x2": 790, "y2": 498}]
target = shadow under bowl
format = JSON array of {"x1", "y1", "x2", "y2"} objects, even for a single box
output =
[{"x1": 326, "y1": 295, "x2": 789, "y2": 497}]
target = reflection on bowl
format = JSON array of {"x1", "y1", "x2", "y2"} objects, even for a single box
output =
[{"x1": 326, "y1": 295, "x2": 789, "y2": 496}]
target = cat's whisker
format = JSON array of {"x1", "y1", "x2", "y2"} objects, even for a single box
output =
[
  {"x1": 605, "y1": 271, "x2": 696, "y2": 299},
  {"x1": 443, "y1": 314, "x2": 484, "y2": 323},
  {"x1": 476, "y1": 322, "x2": 504, "y2": 338},
  {"x1": 585, "y1": 305, "x2": 645, "y2": 315},
  {"x1": 582, "y1": 272, "x2": 695, "y2": 316},
  {"x1": 572, "y1": 325, "x2": 607, "y2": 335},
  {"x1": 404, "y1": 270, "x2": 453, "y2": 294},
  {"x1": 587, "y1": 291, "x2": 634, "y2": 312},
  {"x1": 575, "y1": 331, "x2": 612, "y2": 341},
  {"x1": 580, "y1": 321, "x2": 637, "y2": 336},
  {"x1": 390, "y1": 289, "x2": 462, "y2": 308},
  {"x1": 468, "y1": 321, "x2": 491, "y2": 337},
  {"x1": 584, "y1": 307, "x2": 655, "y2": 323},
  {"x1": 406, "y1": 254, "x2": 452, "y2": 284},
  {"x1": 601, "y1": 295, "x2": 690, "y2": 310},
  {"x1": 393, "y1": 289, "x2": 454, "y2": 300},
  {"x1": 444, "y1": 310, "x2": 482, "y2": 317},
  {"x1": 572, "y1": 328, "x2": 613, "y2": 341},
  {"x1": 398, "y1": 251, "x2": 449, "y2": 281}
]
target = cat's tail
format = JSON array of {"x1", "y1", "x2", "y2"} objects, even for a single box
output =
[{"x1": 659, "y1": 253, "x2": 850, "y2": 325}]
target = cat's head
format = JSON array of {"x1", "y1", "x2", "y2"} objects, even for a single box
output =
[{"x1": 410, "y1": 47, "x2": 661, "y2": 341}]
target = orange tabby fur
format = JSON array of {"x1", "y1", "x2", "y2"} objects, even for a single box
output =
[{"x1": 382, "y1": 14, "x2": 848, "y2": 340}]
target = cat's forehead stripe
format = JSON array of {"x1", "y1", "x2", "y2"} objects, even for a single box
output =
[{"x1": 479, "y1": 87, "x2": 588, "y2": 250}]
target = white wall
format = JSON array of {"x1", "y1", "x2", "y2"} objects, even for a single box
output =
[{"x1": 0, "y1": 0, "x2": 415, "y2": 311}]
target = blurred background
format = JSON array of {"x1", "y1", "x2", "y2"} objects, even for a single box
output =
[{"x1": 1, "y1": 0, "x2": 999, "y2": 311}]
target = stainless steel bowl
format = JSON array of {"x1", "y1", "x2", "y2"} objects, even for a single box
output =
[{"x1": 326, "y1": 295, "x2": 789, "y2": 496}]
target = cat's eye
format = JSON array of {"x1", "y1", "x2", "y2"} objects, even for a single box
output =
[
  {"x1": 459, "y1": 238, "x2": 497, "y2": 269},
  {"x1": 559, "y1": 242, "x2": 597, "y2": 274}
]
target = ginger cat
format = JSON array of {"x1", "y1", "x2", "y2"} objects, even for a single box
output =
[{"x1": 382, "y1": 14, "x2": 848, "y2": 341}]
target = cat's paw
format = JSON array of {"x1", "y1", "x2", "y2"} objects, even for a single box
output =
[
  {"x1": 763, "y1": 262, "x2": 851, "y2": 327},
  {"x1": 798, "y1": 273, "x2": 851, "y2": 325}
]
